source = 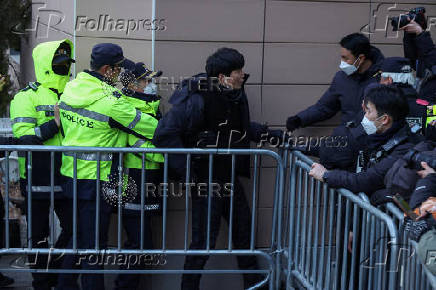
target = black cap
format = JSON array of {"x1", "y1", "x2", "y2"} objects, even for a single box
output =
[
  {"x1": 90, "y1": 43, "x2": 132, "y2": 69},
  {"x1": 381, "y1": 57, "x2": 413, "y2": 73},
  {"x1": 131, "y1": 62, "x2": 162, "y2": 80}
]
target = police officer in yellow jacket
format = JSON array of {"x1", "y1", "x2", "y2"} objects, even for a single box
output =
[
  {"x1": 115, "y1": 62, "x2": 164, "y2": 289},
  {"x1": 10, "y1": 39, "x2": 75, "y2": 290},
  {"x1": 57, "y1": 43, "x2": 158, "y2": 290}
]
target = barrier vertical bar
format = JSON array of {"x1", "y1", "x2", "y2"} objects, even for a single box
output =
[
  {"x1": 27, "y1": 151, "x2": 32, "y2": 249},
  {"x1": 140, "y1": 153, "x2": 146, "y2": 250},
  {"x1": 250, "y1": 154, "x2": 259, "y2": 251},
  {"x1": 72, "y1": 153, "x2": 77, "y2": 250},
  {"x1": 95, "y1": 152, "x2": 100, "y2": 250},
  {"x1": 117, "y1": 153, "x2": 123, "y2": 250},
  {"x1": 228, "y1": 154, "x2": 235, "y2": 251},
  {"x1": 206, "y1": 154, "x2": 213, "y2": 251},
  {"x1": 184, "y1": 153, "x2": 191, "y2": 251},
  {"x1": 311, "y1": 180, "x2": 321, "y2": 287},
  {"x1": 4, "y1": 151, "x2": 9, "y2": 249},
  {"x1": 162, "y1": 153, "x2": 168, "y2": 251},
  {"x1": 49, "y1": 151, "x2": 55, "y2": 247}
]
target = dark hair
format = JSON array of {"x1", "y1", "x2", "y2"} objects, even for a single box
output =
[
  {"x1": 340, "y1": 33, "x2": 371, "y2": 58},
  {"x1": 205, "y1": 47, "x2": 245, "y2": 77},
  {"x1": 90, "y1": 60, "x2": 101, "y2": 71},
  {"x1": 364, "y1": 84, "x2": 409, "y2": 121}
]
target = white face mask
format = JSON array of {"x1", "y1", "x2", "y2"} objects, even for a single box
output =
[
  {"x1": 361, "y1": 115, "x2": 384, "y2": 135},
  {"x1": 339, "y1": 57, "x2": 361, "y2": 76},
  {"x1": 144, "y1": 82, "x2": 157, "y2": 95}
]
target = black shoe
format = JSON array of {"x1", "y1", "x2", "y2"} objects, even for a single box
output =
[{"x1": 0, "y1": 273, "x2": 14, "y2": 287}]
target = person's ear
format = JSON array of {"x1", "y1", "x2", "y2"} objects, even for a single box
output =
[
  {"x1": 381, "y1": 114, "x2": 391, "y2": 126},
  {"x1": 100, "y1": 65, "x2": 110, "y2": 75}
]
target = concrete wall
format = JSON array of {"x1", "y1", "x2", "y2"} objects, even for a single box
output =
[{"x1": 19, "y1": 0, "x2": 436, "y2": 289}]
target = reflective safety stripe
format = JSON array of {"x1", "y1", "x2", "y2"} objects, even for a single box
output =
[
  {"x1": 124, "y1": 203, "x2": 160, "y2": 211},
  {"x1": 34, "y1": 127, "x2": 42, "y2": 138},
  {"x1": 132, "y1": 139, "x2": 146, "y2": 148},
  {"x1": 63, "y1": 151, "x2": 112, "y2": 161},
  {"x1": 127, "y1": 109, "x2": 141, "y2": 129},
  {"x1": 35, "y1": 105, "x2": 54, "y2": 112},
  {"x1": 59, "y1": 102, "x2": 110, "y2": 122},
  {"x1": 31, "y1": 186, "x2": 63, "y2": 192},
  {"x1": 12, "y1": 117, "x2": 37, "y2": 125}
]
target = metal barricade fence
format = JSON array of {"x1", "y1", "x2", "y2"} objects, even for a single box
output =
[
  {"x1": 383, "y1": 202, "x2": 436, "y2": 289},
  {"x1": 0, "y1": 145, "x2": 286, "y2": 290},
  {"x1": 282, "y1": 149, "x2": 400, "y2": 290}
]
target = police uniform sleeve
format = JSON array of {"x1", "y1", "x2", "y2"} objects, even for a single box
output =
[
  {"x1": 128, "y1": 135, "x2": 164, "y2": 164},
  {"x1": 109, "y1": 96, "x2": 158, "y2": 140},
  {"x1": 296, "y1": 74, "x2": 341, "y2": 127},
  {"x1": 10, "y1": 90, "x2": 59, "y2": 143}
]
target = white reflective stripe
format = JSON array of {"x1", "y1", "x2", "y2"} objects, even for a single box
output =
[
  {"x1": 124, "y1": 203, "x2": 160, "y2": 211},
  {"x1": 34, "y1": 127, "x2": 42, "y2": 138},
  {"x1": 12, "y1": 117, "x2": 37, "y2": 125},
  {"x1": 31, "y1": 186, "x2": 63, "y2": 192},
  {"x1": 59, "y1": 102, "x2": 110, "y2": 122},
  {"x1": 132, "y1": 139, "x2": 146, "y2": 148},
  {"x1": 35, "y1": 105, "x2": 54, "y2": 112},
  {"x1": 63, "y1": 152, "x2": 112, "y2": 161},
  {"x1": 127, "y1": 109, "x2": 141, "y2": 129}
]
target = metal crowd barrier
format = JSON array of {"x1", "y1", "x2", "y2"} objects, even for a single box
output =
[
  {"x1": 0, "y1": 145, "x2": 286, "y2": 290},
  {"x1": 281, "y1": 148, "x2": 436, "y2": 290},
  {"x1": 383, "y1": 202, "x2": 436, "y2": 289},
  {"x1": 282, "y1": 149, "x2": 400, "y2": 290}
]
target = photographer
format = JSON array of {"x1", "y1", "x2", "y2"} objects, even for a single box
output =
[{"x1": 399, "y1": 8, "x2": 436, "y2": 103}]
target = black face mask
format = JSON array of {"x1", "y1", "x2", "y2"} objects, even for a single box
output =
[
  {"x1": 52, "y1": 63, "x2": 70, "y2": 75},
  {"x1": 52, "y1": 42, "x2": 74, "y2": 76}
]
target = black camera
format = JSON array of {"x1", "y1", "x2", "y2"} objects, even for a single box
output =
[
  {"x1": 390, "y1": 7, "x2": 427, "y2": 31},
  {"x1": 403, "y1": 148, "x2": 436, "y2": 170}
]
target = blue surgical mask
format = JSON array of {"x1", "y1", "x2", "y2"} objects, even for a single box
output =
[
  {"x1": 339, "y1": 57, "x2": 361, "y2": 76},
  {"x1": 144, "y1": 82, "x2": 157, "y2": 95}
]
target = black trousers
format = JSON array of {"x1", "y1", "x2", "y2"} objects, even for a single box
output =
[
  {"x1": 114, "y1": 168, "x2": 160, "y2": 290},
  {"x1": 181, "y1": 176, "x2": 261, "y2": 290},
  {"x1": 26, "y1": 197, "x2": 73, "y2": 290}
]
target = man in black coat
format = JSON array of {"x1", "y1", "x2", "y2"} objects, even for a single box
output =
[
  {"x1": 286, "y1": 33, "x2": 384, "y2": 131},
  {"x1": 310, "y1": 85, "x2": 421, "y2": 197},
  {"x1": 153, "y1": 48, "x2": 273, "y2": 290},
  {"x1": 401, "y1": 17, "x2": 436, "y2": 104}
]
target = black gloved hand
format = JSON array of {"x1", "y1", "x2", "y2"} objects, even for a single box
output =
[
  {"x1": 286, "y1": 116, "x2": 301, "y2": 132},
  {"x1": 403, "y1": 216, "x2": 433, "y2": 241},
  {"x1": 196, "y1": 131, "x2": 218, "y2": 148}
]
